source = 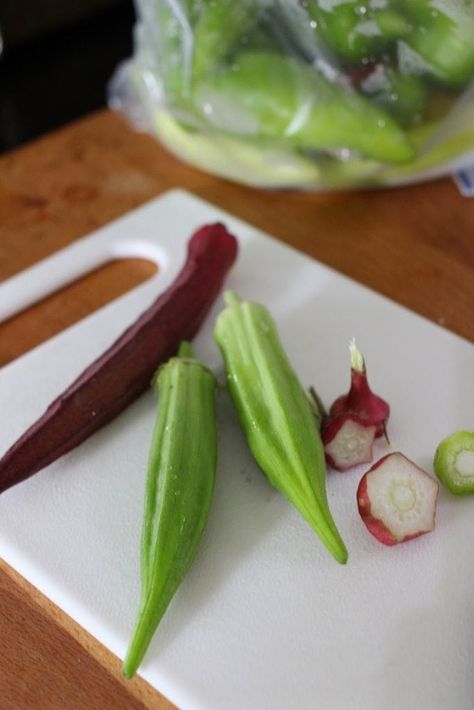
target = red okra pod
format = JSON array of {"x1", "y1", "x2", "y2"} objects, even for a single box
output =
[{"x1": 0, "y1": 223, "x2": 238, "y2": 494}]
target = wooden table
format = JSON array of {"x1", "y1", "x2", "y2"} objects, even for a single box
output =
[{"x1": 0, "y1": 109, "x2": 473, "y2": 709}]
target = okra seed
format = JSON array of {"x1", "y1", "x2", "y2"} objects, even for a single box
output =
[
  {"x1": 389, "y1": 481, "x2": 416, "y2": 513},
  {"x1": 455, "y1": 451, "x2": 474, "y2": 478}
]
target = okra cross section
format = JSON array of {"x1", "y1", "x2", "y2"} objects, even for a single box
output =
[
  {"x1": 214, "y1": 292, "x2": 348, "y2": 564},
  {"x1": 122, "y1": 342, "x2": 217, "y2": 678}
]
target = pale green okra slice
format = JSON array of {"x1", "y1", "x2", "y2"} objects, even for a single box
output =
[{"x1": 434, "y1": 430, "x2": 474, "y2": 495}]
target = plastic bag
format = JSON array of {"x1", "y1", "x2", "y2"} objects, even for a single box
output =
[{"x1": 109, "y1": 0, "x2": 474, "y2": 190}]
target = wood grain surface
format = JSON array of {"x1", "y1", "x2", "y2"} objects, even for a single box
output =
[
  {"x1": 0, "y1": 109, "x2": 473, "y2": 709},
  {"x1": 0, "y1": 258, "x2": 157, "y2": 367}
]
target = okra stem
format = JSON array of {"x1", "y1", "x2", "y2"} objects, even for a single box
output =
[{"x1": 177, "y1": 340, "x2": 194, "y2": 358}]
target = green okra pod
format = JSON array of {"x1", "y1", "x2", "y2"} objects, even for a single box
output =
[
  {"x1": 122, "y1": 342, "x2": 217, "y2": 678},
  {"x1": 360, "y1": 68, "x2": 427, "y2": 128},
  {"x1": 396, "y1": 0, "x2": 474, "y2": 87},
  {"x1": 193, "y1": 51, "x2": 414, "y2": 164},
  {"x1": 307, "y1": 0, "x2": 410, "y2": 62},
  {"x1": 214, "y1": 292, "x2": 348, "y2": 565},
  {"x1": 192, "y1": 0, "x2": 260, "y2": 77}
]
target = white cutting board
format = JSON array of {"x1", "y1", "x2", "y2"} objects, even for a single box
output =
[{"x1": 0, "y1": 189, "x2": 473, "y2": 710}]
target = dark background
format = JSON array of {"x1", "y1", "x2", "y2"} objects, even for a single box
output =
[{"x1": 0, "y1": 0, "x2": 135, "y2": 153}]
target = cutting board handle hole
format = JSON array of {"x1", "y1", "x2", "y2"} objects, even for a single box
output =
[{"x1": 0, "y1": 257, "x2": 158, "y2": 367}]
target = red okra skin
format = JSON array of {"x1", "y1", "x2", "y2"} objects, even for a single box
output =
[{"x1": 0, "y1": 223, "x2": 238, "y2": 494}]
